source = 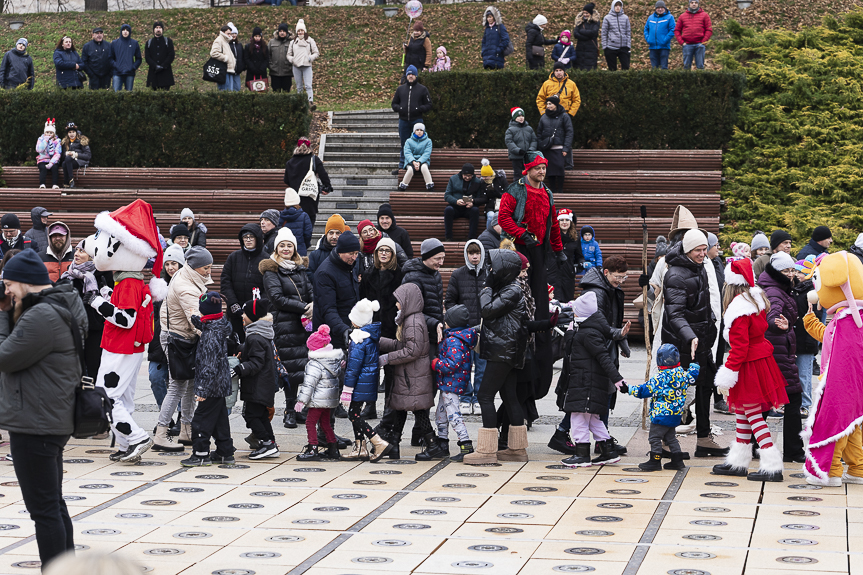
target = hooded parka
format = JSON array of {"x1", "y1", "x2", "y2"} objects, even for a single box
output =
[
  {"x1": 505, "y1": 119, "x2": 538, "y2": 161},
  {"x1": 481, "y1": 7, "x2": 510, "y2": 69},
  {"x1": 24, "y1": 207, "x2": 49, "y2": 251},
  {"x1": 602, "y1": 0, "x2": 632, "y2": 50},
  {"x1": 344, "y1": 321, "x2": 381, "y2": 402},
  {"x1": 298, "y1": 347, "x2": 343, "y2": 409},
  {"x1": 401, "y1": 257, "x2": 444, "y2": 338},
  {"x1": 563, "y1": 312, "x2": 623, "y2": 414},
  {"x1": 221, "y1": 223, "x2": 267, "y2": 336},
  {"x1": 0, "y1": 47, "x2": 34, "y2": 89},
  {"x1": 445, "y1": 240, "x2": 487, "y2": 327},
  {"x1": 111, "y1": 25, "x2": 142, "y2": 76}
]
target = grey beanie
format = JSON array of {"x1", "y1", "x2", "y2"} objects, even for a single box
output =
[
  {"x1": 751, "y1": 232, "x2": 770, "y2": 252},
  {"x1": 421, "y1": 238, "x2": 445, "y2": 260},
  {"x1": 707, "y1": 232, "x2": 719, "y2": 250},
  {"x1": 654, "y1": 0, "x2": 666, "y2": 8},
  {"x1": 487, "y1": 212, "x2": 499, "y2": 231},
  {"x1": 16, "y1": 38, "x2": 27, "y2": 48},
  {"x1": 260, "y1": 209, "x2": 280, "y2": 227},
  {"x1": 185, "y1": 246, "x2": 213, "y2": 269}
]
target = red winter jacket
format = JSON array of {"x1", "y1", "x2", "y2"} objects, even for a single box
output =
[{"x1": 674, "y1": 8, "x2": 712, "y2": 45}]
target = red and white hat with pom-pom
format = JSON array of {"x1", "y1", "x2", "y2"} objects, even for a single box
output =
[
  {"x1": 557, "y1": 208, "x2": 574, "y2": 221},
  {"x1": 725, "y1": 257, "x2": 755, "y2": 288}
]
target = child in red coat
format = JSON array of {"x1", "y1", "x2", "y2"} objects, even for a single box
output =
[{"x1": 713, "y1": 258, "x2": 789, "y2": 482}]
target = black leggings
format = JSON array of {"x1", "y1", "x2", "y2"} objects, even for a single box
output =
[
  {"x1": 477, "y1": 360, "x2": 523, "y2": 428},
  {"x1": 38, "y1": 163, "x2": 59, "y2": 186},
  {"x1": 348, "y1": 401, "x2": 376, "y2": 441}
]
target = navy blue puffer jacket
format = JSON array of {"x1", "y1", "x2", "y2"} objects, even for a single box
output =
[{"x1": 344, "y1": 321, "x2": 381, "y2": 402}]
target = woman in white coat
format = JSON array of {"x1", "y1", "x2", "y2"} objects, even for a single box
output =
[{"x1": 287, "y1": 19, "x2": 320, "y2": 110}]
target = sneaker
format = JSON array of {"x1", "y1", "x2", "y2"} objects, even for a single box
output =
[
  {"x1": 52, "y1": 185, "x2": 60, "y2": 189},
  {"x1": 766, "y1": 408, "x2": 784, "y2": 419},
  {"x1": 250, "y1": 441, "x2": 279, "y2": 460},
  {"x1": 39, "y1": 184, "x2": 46, "y2": 189},
  {"x1": 391, "y1": 168, "x2": 401, "y2": 176},
  {"x1": 209, "y1": 452, "x2": 236, "y2": 465},
  {"x1": 713, "y1": 399, "x2": 732, "y2": 415},
  {"x1": 244, "y1": 433, "x2": 261, "y2": 450},
  {"x1": 108, "y1": 450, "x2": 126, "y2": 462},
  {"x1": 181, "y1": 454, "x2": 212, "y2": 467},
  {"x1": 120, "y1": 437, "x2": 154, "y2": 463},
  {"x1": 426, "y1": 183, "x2": 434, "y2": 190},
  {"x1": 460, "y1": 403, "x2": 472, "y2": 416},
  {"x1": 695, "y1": 434, "x2": 730, "y2": 458},
  {"x1": 398, "y1": 183, "x2": 407, "y2": 191},
  {"x1": 68, "y1": 179, "x2": 75, "y2": 189}
]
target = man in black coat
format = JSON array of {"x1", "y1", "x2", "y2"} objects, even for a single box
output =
[
  {"x1": 144, "y1": 21, "x2": 175, "y2": 91},
  {"x1": 478, "y1": 213, "x2": 502, "y2": 255},
  {"x1": 391, "y1": 65, "x2": 432, "y2": 174},
  {"x1": 1, "y1": 214, "x2": 37, "y2": 256},
  {"x1": 221, "y1": 223, "x2": 267, "y2": 342},
  {"x1": 81, "y1": 27, "x2": 113, "y2": 90},
  {"x1": 313, "y1": 231, "x2": 360, "y2": 349},
  {"x1": 796, "y1": 225, "x2": 832, "y2": 261},
  {"x1": 662, "y1": 229, "x2": 726, "y2": 458},
  {"x1": 260, "y1": 209, "x2": 279, "y2": 255},
  {"x1": 309, "y1": 214, "x2": 348, "y2": 275},
  {"x1": 376, "y1": 203, "x2": 413, "y2": 259}
]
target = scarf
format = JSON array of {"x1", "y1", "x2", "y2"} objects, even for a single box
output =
[
  {"x1": 362, "y1": 233, "x2": 382, "y2": 254},
  {"x1": 114, "y1": 271, "x2": 144, "y2": 282},
  {"x1": 273, "y1": 254, "x2": 297, "y2": 271},
  {"x1": 61, "y1": 260, "x2": 97, "y2": 293}
]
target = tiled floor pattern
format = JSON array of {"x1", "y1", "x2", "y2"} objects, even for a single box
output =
[{"x1": 0, "y1": 441, "x2": 858, "y2": 575}]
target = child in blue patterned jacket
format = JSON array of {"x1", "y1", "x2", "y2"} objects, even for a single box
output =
[{"x1": 619, "y1": 343, "x2": 699, "y2": 472}]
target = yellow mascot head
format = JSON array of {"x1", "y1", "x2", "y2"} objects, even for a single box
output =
[{"x1": 807, "y1": 251, "x2": 863, "y2": 327}]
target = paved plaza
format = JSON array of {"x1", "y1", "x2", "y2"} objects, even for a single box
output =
[{"x1": 0, "y1": 346, "x2": 857, "y2": 575}]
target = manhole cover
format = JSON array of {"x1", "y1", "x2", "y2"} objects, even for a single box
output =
[
  {"x1": 117, "y1": 513, "x2": 152, "y2": 519},
  {"x1": 787, "y1": 496, "x2": 822, "y2": 502},
  {"x1": 202, "y1": 516, "x2": 240, "y2": 522},
  {"x1": 141, "y1": 500, "x2": 177, "y2": 506},
  {"x1": 443, "y1": 483, "x2": 476, "y2": 488},
  {"x1": 790, "y1": 473, "x2": 806, "y2": 479},
  {"x1": 575, "y1": 530, "x2": 614, "y2": 537},
  {"x1": 411, "y1": 509, "x2": 447, "y2": 515},
  {"x1": 693, "y1": 507, "x2": 729, "y2": 513},
  {"x1": 511, "y1": 499, "x2": 546, "y2": 506},
  {"x1": 251, "y1": 491, "x2": 284, "y2": 497},
  {"x1": 778, "y1": 538, "x2": 817, "y2": 545},
  {"x1": 486, "y1": 527, "x2": 524, "y2": 534},
  {"x1": 352, "y1": 557, "x2": 393, "y2": 564},
  {"x1": 675, "y1": 552, "x2": 716, "y2": 559},
  {"x1": 777, "y1": 556, "x2": 818, "y2": 564},
  {"x1": 80, "y1": 484, "x2": 112, "y2": 489},
  {"x1": 781, "y1": 524, "x2": 819, "y2": 530},
  {"x1": 219, "y1": 464, "x2": 250, "y2": 469},
  {"x1": 10, "y1": 561, "x2": 41, "y2": 569},
  {"x1": 228, "y1": 503, "x2": 263, "y2": 509},
  {"x1": 63, "y1": 495, "x2": 86, "y2": 501},
  {"x1": 683, "y1": 534, "x2": 722, "y2": 541},
  {"x1": 333, "y1": 493, "x2": 367, "y2": 500},
  {"x1": 354, "y1": 480, "x2": 385, "y2": 485},
  {"x1": 144, "y1": 548, "x2": 184, "y2": 556},
  {"x1": 0, "y1": 525, "x2": 18, "y2": 530},
  {"x1": 274, "y1": 478, "x2": 306, "y2": 483},
  {"x1": 292, "y1": 519, "x2": 329, "y2": 525},
  {"x1": 136, "y1": 461, "x2": 167, "y2": 466},
  {"x1": 372, "y1": 539, "x2": 411, "y2": 546},
  {"x1": 597, "y1": 503, "x2": 632, "y2": 509},
  {"x1": 452, "y1": 561, "x2": 493, "y2": 568},
  {"x1": 111, "y1": 471, "x2": 143, "y2": 476},
  {"x1": 468, "y1": 545, "x2": 509, "y2": 552},
  {"x1": 537, "y1": 475, "x2": 570, "y2": 481},
  {"x1": 265, "y1": 535, "x2": 304, "y2": 542},
  {"x1": 170, "y1": 487, "x2": 204, "y2": 493},
  {"x1": 427, "y1": 496, "x2": 460, "y2": 502},
  {"x1": 195, "y1": 475, "x2": 228, "y2": 480},
  {"x1": 524, "y1": 486, "x2": 557, "y2": 492},
  {"x1": 553, "y1": 567, "x2": 595, "y2": 573},
  {"x1": 586, "y1": 516, "x2": 622, "y2": 522},
  {"x1": 394, "y1": 523, "x2": 430, "y2": 529},
  {"x1": 86, "y1": 449, "x2": 114, "y2": 454},
  {"x1": 175, "y1": 532, "x2": 212, "y2": 539},
  {"x1": 212, "y1": 571, "x2": 255, "y2": 575},
  {"x1": 545, "y1": 465, "x2": 569, "y2": 470},
  {"x1": 690, "y1": 520, "x2": 727, "y2": 526},
  {"x1": 386, "y1": 459, "x2": 417, "y2": 464},
  {"x1": 705, "y1": 481, "x2": 738, "y2": 487},
  {"x1": 64, "y1": 459, "x2": 94, "y2": 464},
  {"x1": 667, "y1": 571, "x2": 710, "y2": 575},
  {"x1": 616, "y1": 478, "x2": 648, "y2": 483},
  {"x1": 457, "y1": 472, "x2": 489, "y2": 478},
  {"x1": 313, "y1": 506, "x2": 349, "y2": 512},
  {"x1": 83, "y1": 529, "x2": 120, "y2": 535},
  {"x1": 789, "y1": 484, "x2": 822, "y2": 490},
  {"x1": 700, "y1": 493, "x2": 734, "y2": 499},
  {"x1": 784, "y1": 510, "x2": 820, "y2": 516},
  {"x1": 240, "y1": 552, "x2": 281, "y2": 559},
  {"x1": 293, "y1": 467, "x2": 326, "y2": 472},
  {"x1": 606, "y1": 489, "x2": 640, "y2": 495},
  {"x1": 565, "y1": 548, "x2": 605, "y2": 555},
  {"x1": 371, "y1": 470, "x2": 402, "y2": 475},
  {"x1": 498, "y1": 512, "x2": 533, "y2": 519}
]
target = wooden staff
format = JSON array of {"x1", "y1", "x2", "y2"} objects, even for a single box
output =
[{"x1": 641, "y1": 205, "x2": 651, "y2": 430}]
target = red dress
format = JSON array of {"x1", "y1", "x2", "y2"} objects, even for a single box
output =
[{"x1": 722, "y1": 296, "x2": 788, "y2": 412}]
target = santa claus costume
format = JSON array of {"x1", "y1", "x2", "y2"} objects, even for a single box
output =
[
  {"x1": 712, "y1": 258, "x2": 788, "y2": 482},
  {"x1": 82, "y1": 200, "x2": 167, "y2": 463}
]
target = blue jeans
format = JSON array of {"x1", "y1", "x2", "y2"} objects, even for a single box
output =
[
  {"x1": 682, "y1": 43, "x2": 705, "y2": 70},
  {"x1": 112, "y1": 74, "x2": 134, "y2": 91},
  {"x1": 149, "y1": 361, "x2": 169, "y2": 408},
  {"x1": 218, "y1": 73, "x2": 242, "y2": 92},
  {"x1": 649, "y1": 48, "x2": 670, "y2": 69},
  {"x1": 460, "y1": 352, "x2": 486, "y2": 405},
  {"x1": 796, "y1": 354, "x2": 814, "y2": 410},
  {"x1": 398, "y1": 118, "x2": 423, "y2": 169}
]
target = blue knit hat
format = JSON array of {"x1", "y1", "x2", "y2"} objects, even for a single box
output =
[
  {"x1": 656, "y1": 343, "x2": 680, "y2": 368},
  {"x1": 406, "y1": 65, "x2": 418, "y2": 76},
  {"x1": 199, "y1": 291, "x2": 223, "y2": 316}
]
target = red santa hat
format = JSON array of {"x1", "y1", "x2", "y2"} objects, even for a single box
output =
[
  {"x1": 94, "y1": 199, "x2": 167, "y2": 300},
  {"x1": 725, "y1": 257, "x2": 755, "y2": 288},
  {"x1": 557, "y1": 208, "x2": 574, "y2": 221}
]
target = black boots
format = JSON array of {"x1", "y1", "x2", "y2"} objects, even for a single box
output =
[
  {"x1": 297, "y1": 444, "x2": 321, "y2": 461},
  {"x1": 360, "y1": 403, "x2": 377, "y2": 420},
  {"x1": 591, "y1": 439, "x2": 621, "y2": 466},
  {"x1": 323, "y1": 442, "x2": 341, "y2": 461},
  {"x1": 547, "y1": 429, "x2": 578, "y2": 455},
  {"x1": 283, "y1": 409, "x2": 297, "y2": 429},
  {"x1": 664, "y1": 451, "x2": 686, "y2": 470},
  {"x1": 450, "y1": 441, "x2": 474, "y2": 462},
  {"x1": 639, "y1": 452, "x2": 663, "y2": 471},
  {"x1": 411, "y1": 426, "x2": 424, "y2": 447},
  {"x1": 562, "y1": 443, "x2": 592, "y2": 467},
  {"x1": 415, "y1": 433, "x2": 449, "y2": 461}
]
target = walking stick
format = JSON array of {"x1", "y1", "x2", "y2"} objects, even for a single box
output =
[{"x1": 641, "y1": 205, "x2": 651, "y2": 430}]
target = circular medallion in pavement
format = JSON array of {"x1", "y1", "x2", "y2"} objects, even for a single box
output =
[
  {"x1": 486, "y1": 527, "x2": 524, "y2": 534},
  {"x1": 10, "y1": 561, "x2": 41, "y2": 569},
  {"x1": 228, "y1": 503, "x2": 263, "y2": 509},
  {"x1": 219, "y1": 464, "x2": 250, "y2": 470},
  {"x1": 523, "y1": 486, "x2": 557, "y2": 492},
  {"x1": 80, "y1": 484, "x2": 112, "y2": 489},
  {"x1": 784, "y1": 510, "x2": 820, "y2": 517},
  {"x1": 370, "y1": 470, "x2": 402, "y2": 475},
  {"x1": 690, "y1": 520, "x2": 727, "y2": 526},
  {"x1": 451, "y1": 561, "x2": 493, "y2": 568},
  {"x1": 195, "y1": 474, "x2": 228, "y2": 480},
  {"x1": 575, "y1": 530, "x2": 614, "y2": 537},
  {"x1": 293, "y1": 467, "x2": 325, "y2": 472},
  {"x1": 0, "y1": 525, "x2": 18, "y2": 530},
  {"x1": 251, "y1": 491, "x2": 284, "y2": 497},
  {"x1": 457, "y1": 472, "x2": 489, "y2": 478},
  {"x1": 789, "y1": 484, "x2": 822, "y2": 490},
  {"x1": 393, "y1": 523, "x2": 430, "y2": 530},
  {"x1": 144, "y1": 548, "x2": 184, "y2": 556},
  {"x1": 778, "y1": 538, "x2": 817, "y2": 546},
  {"x1": 0, "y1": 482, "x2": 18, "y2": 487},
  {"x1": 159, "y1": 452, "x2": 185, "y2": 456},
  {"x1": 511, "y1": 499, "x2": 546, "y2": 506},
  {"x1": 171, "y1": 487, "x2": 204, "y2": 493},
  {"x1": 64, "y1": 495, "x2": 86, "y2": 501},
  {"x1": 545, "y1": 465, "x2": 570, "y2": 470},
  {"x1": 373, "y1": 539, "x2": 411, "y2": 546},
  {"x1": 265, "y1": 535, "x2": 304, "y2": 542},
  {"x1": 790, "y1": 473, "x2": 806, "y2": 479},
  {"x1": 443, "y1": 483, "x2": 476, "y2": 489},
  {"x1": 565, "y1": 548, "x2": 605, "y2": 555},
  {"x1": 700, "y1": 493, "x2": 734, "y2": 499},
  {"x1": 411, "y1": 509, "x2": 447, "y2": 516},
  {"x1": 333, "y1": 493, "x2": 367, "y2": 500},
  {"x1": 777, "y1": 556, "x2": 818, "y2": 564},
  {"x1": 586, "y1": 516, "x2": 622, "y2": 522},
  {"x1": 202, "y1": 516, "x2": 240, "y2": 522},
  {"x1": 787, "y1": 496, "x2": 822, "y2": 502},
  {"x1": 675, "y1": 552, "x2": 716, "y2": 559},
  {"x1": 175, "y1": 532, "x2": 213, "y2": 539},
  {"x1": 693, "y1": 507, "x2": 730, "y2": 513},
  {"x1": 667, "y1": 570, "x2": 710, "y2": 575},
  {"x1": 313, "y1": 506, "x2": 349, "y2": 512},
  {"x1": 83, "y1": 529, "x2": 120, "y2": 535},
  {"x1": 597, "y1": 503, "x2": 632, "y2": 509},
  {"x1": 427, "y1": 496, "x2": 460, "y2": 503},
  {"x1": 292, "y1": 519, "x2": 329, "y2": 525},
  {"x1": 682, "y1": 534, "x2": 722, "y2": 541},
  {"x1": 240, "y1": 552, "x2": 281, "y2": 559},
  {"x1": 386, "y1": 459, "x2": 417, "y2": 465},
  {"x1": 141, "y1": 500, "x2": 177, "y2": 506},
  {"x1": 211, "y1": 570, "x2": 255, "y2": 575},
  {"x1": 352, "y1": 556, "x2": 393, "y2": 564},
  {"x1": 117, "y1": 513, "x2": 152, "y2": 519},
  {"x1": 111, "y1": 471, "x2": 144, "y2": 476},
  {"x1": 498, "y1": 512, "x2": 534, "y2": 519},
  {"x1": 86, "y1": 449, "x2": 114, "y2": 454},
  {"x1": 606, "y1": 489, "x2": 640, "y2": 495},
  {"x1": 135, "y1": 461, "x2": 167, "y2": 466},
  {"x1": 354, "y1": 480, "x2": 385, "y2": 485},
  {"x1": 705, "y1": 481, "x2": 738, "y2": 487},
  {"x1": 615, "y1": 478, "x2": 648, "y2": 483},
  {"x1": 64, "y1": 458, "x2": 94, "y2": 464},
  {"x1": 274, "y1": 477, "x2": 306, "y2": 483},
  {"x1": 553, "y1": 567, "x2": 596, "y2": 573},
  {"x1": 468, "y1": 545, "x2": 509, "y2": 552},
  {"x1": 537, "y1": 475, "x2": 570, "y2": 481},
  {"x1": 467, "y1": 462, "x2": 501, "y2": 467},
  {"x1": 781, "y1": 524, "x2": 819, "y2": 530}
]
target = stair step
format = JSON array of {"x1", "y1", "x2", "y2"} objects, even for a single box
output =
[
  {"x1": 329, "y1": 125, "x2": 399, "y2": 133},
  {"x1": 327, "y1": 164, "x2": 401, "y2": 175},
  {"x1": 329, "y1": 176, "x2": 396, "y2": 188},
  {"x1": 324, "y1": 133, "x2": 400, "y2": 141},
  {"x1": 331, "y1": 108, "x2": 392, "y2": 116},
  {"x1": 325, "y1": 152, "x2": 400, "y2": 161}
]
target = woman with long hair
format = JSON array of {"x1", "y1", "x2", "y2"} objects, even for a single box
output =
[
  {"x1": 53, "y1": 36, "x2": 84, "y2": 89},
  {"x1": 547, "y1": 208, "x2": 583, "y2": 303},
  {"x1": 283, "y1": 137, "x2": 332, "y2": 227}
]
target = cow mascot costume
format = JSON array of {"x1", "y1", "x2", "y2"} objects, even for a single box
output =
[
  {"x1": 82, "y1": 200, "x2": 167, "y2": 463},
  {"x1": 801, "y1": 252, "x2": 863, "y2": 486}
]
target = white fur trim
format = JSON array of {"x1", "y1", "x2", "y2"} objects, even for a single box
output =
[
  {"x1": 308, "y1": 348, "x2": 344, "y2": 360},
  {"x1": 722, "y1": 287, "x2": 766, "y2": 342},
  {"x1": 349, "y1": 329, "x2": 370, "y2": 344},
  {"x1": 805, "y1": 475, "x2": 841, "y2": 487},
  {"x1": 725, "y1": 441, "x2": 753, "y2": 471},
  {"x1": 714, "y1": 365, "x2": 739, "y2": 391},
  {"x1": 757, "y1": 445, "x2": 784, "y2": 473},
  {"x1": 149, "y1": 277, "x2": 168, "y2": 303},
  {"x1": 724, "y1": 265, "x2": 749, "y2": 286},
  {"x1": 94, "y1": 211, "x2": 156, "y2": 260}
]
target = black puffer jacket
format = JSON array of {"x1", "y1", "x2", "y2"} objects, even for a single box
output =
[
  {"x1": 580, "y1": 265, "x2": 629, "y2": 359},
  {"x1": 190, "y1": 315, "x2": 233, "y2": 399},
  {"x1": 537, "y1": 107, "x2": 574, "y2": 155},
  {"x1": 791, "y1": 278, "x2": 820, "y2": 355},
  {"x1": 391, "y1": 78, "x2": 432, "y2": 122},
  {"x1": 401, "y1": 257, "x2": 444, "y2": 341},
  {"x1": 524, "y1": 22, "x2": 556, "y2": 67},
  {"x1": 563, "y1": 312, "x2": 623, "y2": 415},
  {"x1": 547, "y1": 231, "x2": 582, "y2": 303},
  {"x1": 760, "y1": 264, "x2": 800, "y2": 393},
  {"x1": 313, "y1": 247, "x2": 359, "y2": 349},
  {"x1": 361, "y1": 264, "x2": 403, "y2": 340},
  {"x1": 478, "y1": 227, "x2": 501, "y2": 255},
  {"x1": 445, "y1": 240, "x2": 487, "y2": 328},
  {"x1": 661, "y1": 242, "x2": 717, "y2": 371},
  {"x1": 221, "y1": 223, "x2": 267, "y2": 322},
  {"x1": 572, "y1": 12, "x2": 601, "y2": 70},
  {"x1": 308, "y1": 237, "x2": 333, "y2": 275},
  {"x1": 479, "y1": 249, "x2": 527, "y2": 368},
  {"x1": 236, "y1": 318, "x2": 278, "y2": 407},
  {"x1": 377, "y1": 204, "x2": 413, "y2": 259},
  {"x1": 260, "y1": 257, "x2": 313, "y2": 386}
]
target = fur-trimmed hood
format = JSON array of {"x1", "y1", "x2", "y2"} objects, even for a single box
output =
[
  {"x1": 61, "y1": 134, "x2": 89, "y2": 147},
  {"x1": 575, "y1": 11, "x2": 602, "y2": 26},
  {"x1": 483, "y1": 6, "x2": 503, "y2": 26},
  {"x1": 258, "y1": 256, "x2": 309, "y2": 274},
  {"x1": 722, "y1": 287, "x2": 767, "y2": 343},
  {"x1": 308, "y1": 347, "x2": 344, "y2": 360}
]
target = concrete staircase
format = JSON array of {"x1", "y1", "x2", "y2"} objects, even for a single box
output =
[{"x1": 314, "y1": 109, "x2": 400, "y2": 237}]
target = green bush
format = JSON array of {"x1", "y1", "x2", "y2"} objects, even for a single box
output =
[
  {"x1": 0, "y1": 90, "x2": 311, "y2": 169},
  {"x1": 420, "y1": 70, "x2": 746, "y2": 150}
]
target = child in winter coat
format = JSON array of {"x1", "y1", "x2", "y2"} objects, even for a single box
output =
[
  {"x1": 624, "y1": 343, "x2": 699, "y2": 471},
  {"x1": 184, "y1": 292, "x2": 235, "y2": 467},
  {"x1": 342, "y1": 298, "x2": 392, "y2": 462},
  {"x1": 580, "y1": 225, "x2": 603, "y2": 270},
  {"x1": 234, "y1": 298, "x2": 279, "y2": 461},
  {"x1": 504, "y1": 107, "x2": 538, "y2": 177},
  {"x1": 550, "y1": 30, "x2": 575, "y2": 69},
  {"x1": 399, "y1": 123, "x2": 434, "y2": 191},
  {"x1": 430, "y1": 45, "x2": 451, "y2": 71},
  {"x1": 430, "y1": 305, "x2": 477, "y2": 462},
  {"x1": 726, "y1": 242, "x2": 750, "y2": 264},
  {"x1": 36, "y1": 120, "x2": 62, "y2": 189},
  {"x1": 279, "y1": 188, "x2": 313, "y2": 256},
  {"x1": 561, "y1": 291, "x2": 625, "y2": 468},
  {"x1": 295, "y1": 324, "x2": 344, "y2": 461}
]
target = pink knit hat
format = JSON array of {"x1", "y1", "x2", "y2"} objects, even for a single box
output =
[{"x1": 307, "y1": 324, "x2": 331, "y2": 351}]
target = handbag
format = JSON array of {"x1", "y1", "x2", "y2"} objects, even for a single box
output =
[
  {"x1": 166, "y1": 312, "x2": 199, "y2": 380},
  {"x1": 531, "y1": 45, "x2": 545, "y2": 57},
  {"x1": 246, "y1": 75, "x2": 269, "y2": 92},
  {"x1": 297, "y1": 157, "x2": 319, "y2": 201},
  {"x1": 502, "y1": 39, "x2": 514, "y2": 57},
  {"x1": 202, "y1": 57, "x2": 227, "y2": 85},
  {"x1": 76, "y1": 70, "x2": 87, "y2": 84}
]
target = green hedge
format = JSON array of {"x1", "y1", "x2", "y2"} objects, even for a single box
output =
[
  {"x1": 420, "y1": 70, "x2": 746, "y2": 150},
  {"x1": 0, "y1": 90, "x2": 311, "y2": 169}
]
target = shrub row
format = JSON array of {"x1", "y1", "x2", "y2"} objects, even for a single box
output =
[
  {"x1": 0, "y1": 90, "x2": 311, "y2": 169},
  {"x1": 420, "y1": 70, "x2": 746, "y2": 150}
]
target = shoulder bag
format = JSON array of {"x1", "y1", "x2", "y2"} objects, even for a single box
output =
[
  {"x1": 531, "y1": 45, "x2": 545, "y2": 57},
  {"x1": 166, "y1": 310, "x2": 199, "y2": 381},
  {"x1": 202, "y1": 57, "x2": 227, "y2": 84},
  {"x1": 246, "y1": 75, "x2": 269, "y2": 92},
  {"x1": 297, "y1": 157, "x2": 319, "y2": 201}
]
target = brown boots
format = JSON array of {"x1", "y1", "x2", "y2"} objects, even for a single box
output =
[
  {"x1": 498, "y1": 425, "x2": 529, "y2": 462},
  {"x1": 463, "y1": 428, "x2": 499, "y2": 465}
]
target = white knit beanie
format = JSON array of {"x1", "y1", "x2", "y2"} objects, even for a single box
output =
[
  {"x1": 348, "y1": 298, "x2": 380, "y2": 328},
  {"x1": 533, "y1": 14, "x2": 548, "y2": 26},
  {"x1": 770, "y1": 251, "x2": 796, "y2": 272},
  {"x1": 273, "y1": 227, "x2": 297, "y2": 252},
  {"x1": 284, "y1": 187, "x2": 301, "y2": 207},
  {"x1": 682, "y1": 229, "x2": 708, "y2": 253}
]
